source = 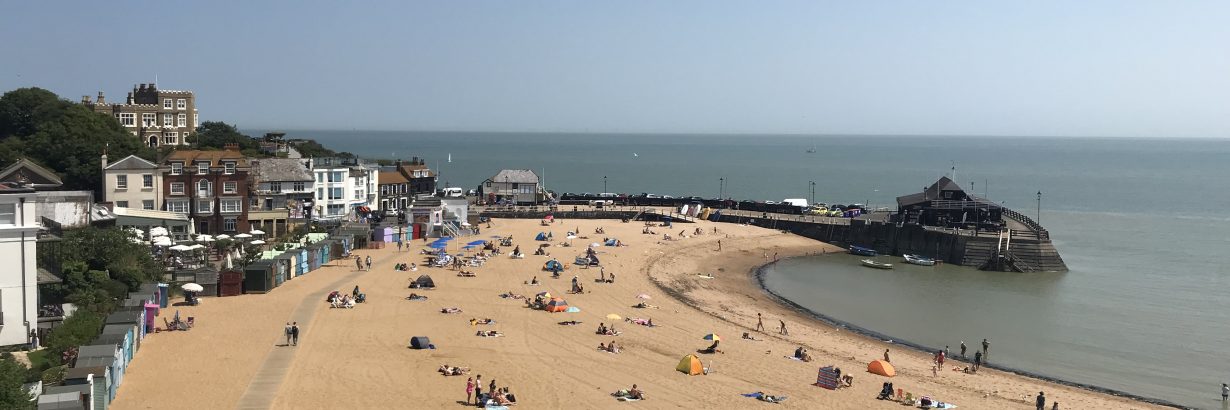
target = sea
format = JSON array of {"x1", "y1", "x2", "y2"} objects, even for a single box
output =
[{"x1": 252, "y1": 130, "x2": 1229, "y2": 408}]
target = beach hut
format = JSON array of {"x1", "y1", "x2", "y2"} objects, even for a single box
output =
[
  {"x1": 544, "y1": 298, "x2": 570, "y2": 312},
  {"x1": 409, "y1": 336, "x2": 432, "y2": 349},
  {"x1": 292, "y1": 248, "x2": 309, "y2": 277},
  {"x1": 38, "y1": 387, "x2": 88, "y2": 410},
  {"x1": 75, "y1": 356, "x2": 119, "y2": 401},
  {"x1": 195, "y1": 269, "x2": 220, "y2": 297},
  {"x1": 867, "y1": 360, "x2": 896, "y2": 377},
  {"x1": 64, "y1": 365, "x2": 110, "y2": 409},
  {"x1": 412, "y1": 275, "x2": 435, "y2": 289},
  {"x1": 274, "y1": 254, "x2": 296, "y2": 284},
  {"x1": 305, "y1": 243, "x2": 324, "y2": 271},
  {"x1": 91, "y1": 333, "x2": 131, "y2": 366},
  {"x1": 142, "y1": 300, "x2": 159, "y2": 334},
  {"x1": 219, "y1": 270, "x2": 243, "y2": 296},
  {"x1": 327, "y1": 239, "x2": 345, "y2": 261},
  {"x1": 106, "y1": 309, "x2": 145, "y2": 342},
  {"x1": 814, "y1": 366, "x2": 840, "y2": 390},
  {"x1": 243, "y1": 260, "x2": 276, "y2": 294},
  {"x1": 676, "y1": 354, "x2": 704, "y2": 375},
  {"x1": 77, "y1": 343, "x2": 123, "y2": 374}
]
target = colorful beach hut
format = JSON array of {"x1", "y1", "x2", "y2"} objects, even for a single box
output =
[
  {"x1": 106, "y1": 309, "x2": 146, "y2": 343},
  {"x1": 291, "y1": 248, "x2": 309, "y2": 277},
  {"x1": 274, "y1": 253, "x2": 296, "y2": 284},
  {"x1": 74, "y1": 356, "x2": 119, "y2": 401},
  {"x1": 64, "y1": 365, "x2": 111, "y2": 409},
  {"x1": 38, "y1": 387, "x2": 89, "y2": 409}
]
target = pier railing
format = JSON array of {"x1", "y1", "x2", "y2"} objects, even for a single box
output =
[{"x1": 1001, "y1": 208, "x2": 1049, "y2": 240}]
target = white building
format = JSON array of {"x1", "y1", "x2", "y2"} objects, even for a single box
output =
[
  {"x1": 307, "y1": 158, "x2": 379, "y2": 220},
  {"x1": 102, "y1": 154, "x2": 162, "y2": 210},
  {"x1": 0, "y1": 186, "x2": 40, "y2": 346}
]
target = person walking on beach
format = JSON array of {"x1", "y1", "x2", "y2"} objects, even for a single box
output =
[
  {"x1": 397, "y1": 240, "x2": 403, "y2": 252},
  {"x1": 291, "y1": 322, "x2": 300, "y2": 346},
  {"x1": 779, "y1": 319, "x2": 788, "y2": 335},
  {"x1": 717, "y1": 240, "x2": 721, "y2": 251},
  {"x1": 466, "y1": 377, "x2": 475, "y2": 404},
  {"x1": 973, "y1": 351, "x2": 983, "y2": 372},
  {"x1": 935, "y1": 350, "x2": 945, "y2": 368},
  {"x1": 755, "y1": 313, "x2": 765, "y2": 332},
  {"x1": 355, "y1": 256, "x2": 362, "y2": 271},
  {"x1": 1223, "y1": 383, "x2": 1228, "y2": 401},
  {"x1": 960, "y1": 341, "x2": 967, "y2": 358},
  {"x1": 365, "y1": 255, "x2": 372, "y2": 271},
  {"x1": 982, "y1": 338, "x2": 990, "y2": 360},
  {"x1": 883, "y1": 349, "x2": 891, "y2": 363},
  {"x1": 1035, "y1": 391, "x2": 1046, "y2": 410},
  {"x1": 284, "y1": 322, "x2": 292, "y2": 346}
]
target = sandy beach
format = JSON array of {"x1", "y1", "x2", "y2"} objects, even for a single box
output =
[{"x1": 108, "y1": 218, "x2": 1165, "y2": 409}]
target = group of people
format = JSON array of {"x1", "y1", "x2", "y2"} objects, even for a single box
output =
[
  {"x1": 596, "y1": 323, "x2": 619, "y2": 336},
  {"x1": 438, "y1": 364, "x2": 470, "y2": 376},
  {"x1": 282, "y1": 322, "x2": 300, "y2": 346},
  {"x1": 465, "y1": 375, "x2": 517, "y2": 407},
  {"x1": 793, "y1": 346, "x2": 813, "y2": 362},
  {"x1": 354, "y1": 255, "x2": 372, "y2": 271},
  {"x1": 394, "y1": 262, "x2": 417, "y2": 271},
  {"x1": 597, "y1": 340, "x2": 621, "y2": 353}
]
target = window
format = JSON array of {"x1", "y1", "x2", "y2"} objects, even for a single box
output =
[
  {"x1": 142, "y1": 113, "x2": 156, "y2": 126},
  {"x1": 270, "y1": 182, "x2": 282, "y2": 193},
  {"x1": 177, "y1": 113, "x2": 187, "y2": 127},
  {"x1": 163, "y1": 114, "x2": 174, "y2": 127},
  {"x1": 163, "y1": 98, "x2": 173, "y2": 109},
  {"x1": 197, "y1": 199, "x2": 213, "y2": 213},
  {"x1": 167, "y1": 200, "x2": 188, "y2": 213},
  {"x1": 223, "y1": 162, "x2": 236, "y2": 174},
  {"x1": 223, "y1": 181, "x2": 237, "y2": 194},
  {"x1": 327, "y1": 204, "x2": 344, "y2": 216},
  {"x1": 163, "y1": 132, "x2": 178, "y2": 145},
  {"x1": 119, "y1": 113, "x2": 136, "y2": 126},
  {"x1": 170, "y1": 163, "x2": 183, "y2": 175},
  {"x1": 329, "y1": 171, "x2": 343, "y2": 182},
  {"x1": 329, "y1": 187, "x2": 343, "y2": 199},
  {"x1": 198, "y1": 180, "x2": 211, "y2": 196},
  {"x1": 116, "y1": 201, "x2": 129, "y2": 208},
  {"x1": 115, "y1": 175, "x2": 128, "y2": 189},
  {"x1": 2, "y1": 203, "x2": 20, "y2": 225},
  {"x1": 177, "y1": 99, "x2": 186, "y2": 109},
  {"x1": 221, "y1": 199, "x2": 241, "y2": 213},
  {"x1": 142, "y1": 200, "x2": 155, "y2": 210},
  {"x1": 224, "y1": 218, "x2": 236, "y2": 232},
  {"x1": 317, "y1": 188, "x2": 324, "y2": 200},
  {"x1": 142, "y1": 174, "x2": 154, "y2": 188},
  {"x1": 520, "y1": 184, "x2": 534, "y2": 194},
  {"x1": 197, "y1": 162, "x2": 209, "y2": 175},
  {"x1": 354, "y1": 189, "x2": 364, "y2": 200},
  {"x1": 170, "y1": 182, "x2": 184, "y2": 195},
  {"x1": 293, "y1": 182, "x2": 305, "y2": 192},
  {"x1": 485, "y1": 182, "x2": 492, "y2": 188},
  {"x1": 316, "y1": 172, "x2": 324, "y2": 182}
]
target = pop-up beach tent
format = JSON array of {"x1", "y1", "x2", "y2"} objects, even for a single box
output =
[
  {"x1": 413, "y1": 275, "x2": 436, "y2": 289},
  {"x1": 867, "y1": 360, "x2": 896, "y2": 377},
  {"x1": 604, "y1": 238, "x2": 620, "y2": 246},
  {"x1": 543, "y1": 259, "x2": 564, "y2": 273},
  {"x1": 544, "y1": 298, "x2": 570, "y2": 312},
  {"x1": 409, "y1": 336, "x2": 432, "y2": 349},
  {"x1": 677, "y1": 354, "x2": 704, "y2": 375},
  {"x1": 535, "y1": 232, "x2": 549, "y2": 241}
]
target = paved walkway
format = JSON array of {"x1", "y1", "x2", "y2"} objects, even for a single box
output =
[{"x1": 234, "y1": 252, "x2": 397, "y2": 409}]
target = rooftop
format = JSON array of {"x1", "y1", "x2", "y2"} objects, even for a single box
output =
[
  {"x1": 164, "y1": 149, "x2": 249, "y2": 167},
  {"x1": 105, "y1": 154, "x2": 159, "y2": 171},
  {"x1": 489, "y1": 169, "x2": 539, "y2": 184},
  {"x1": 251, "y1": 158, "x2": 313, "y2": 183}
]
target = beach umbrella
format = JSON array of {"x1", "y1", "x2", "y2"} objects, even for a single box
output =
[
  {"x1": 153, "y1": 237, "x2": 174, "y2": 246},
  {"x1": 181, "y1": 283, "x2": 204, "y2": 292},
  {"x1": 149, "y1": 227, "x2": 169, "y2": 236},
  {"x1": 462, "y1": 245, "x2": 476, "y2": 250},
  {"x1": 467, "y1": 240, "x2": 486, "y2": 246},
  {"x1": 250, "y1": 229, "x2": 265, "y2": 235},
  {"x1": 702, "y1": 334, "x2": 720, "y2": 341},
  {"x1": 197, "y1": 234, "x2": 214, "y2": 242},
  {"x1": 536, "y1": 291, "x2": 552, "y2": 298},
  {"x1": 127, "y1": 227, "x2": 144, "y2": 238},
  {"x1": 216, "y1": 234, "x2": 231, "y2": 240},
  {"x1": 188, "y1": 244, "x2": 207, "y2": 250},
  {"x1": 636, "y1": 294, "x2": 651, "y2": 300},
  {"x1": 249, "y1": 240, "x2": 266, "y2": 245},
  {"x1": 565, "y1": 307, "x2": 581, "y2": 313},
  {"x1": 235, "y1": 233, "x2": 252, "y2": 239},
  {"x1": 429, "y1": 242, "x2": 448, "y2": 249},
  {"x1": 606, "y1": 313, "x2": 622, "y2": 320}
]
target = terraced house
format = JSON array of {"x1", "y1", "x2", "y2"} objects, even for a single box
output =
[{"x1": 160, "y1": 146, "x2": 250, "y2": 235}]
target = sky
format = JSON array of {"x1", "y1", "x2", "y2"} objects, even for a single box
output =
[{"x1": 1, "y1": 1, "x2": 1228, "y2": 137}]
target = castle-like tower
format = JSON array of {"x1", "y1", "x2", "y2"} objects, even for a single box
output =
[{"x1": 83, "y1": 83, "x2": 199, "y2": 148}]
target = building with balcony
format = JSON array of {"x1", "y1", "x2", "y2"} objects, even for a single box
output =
[
  {"x1": 160, "y1": 147, "x2": 250, "y2": 235},
  {"x1": 307, "y1": 158, "x2": 378, "y2": 221},
  {"x1": 480, "y1": 169, "x2": 542, "y2": 205},
  {"x1": 248, "y1": 158, "x2": 314, "y2": 237},
  {"x1": 0, "y1": 185, "x2": 41, "y2": 347},
  {"x1": 101, "y1": 154, "x2": 162, "y2": 210},
  {"x1": 377, "y1": 158, "x2": 436, "y2": 212},
  {"x1": 83, "y1": 83, "x2": 199, "y2": 148}
]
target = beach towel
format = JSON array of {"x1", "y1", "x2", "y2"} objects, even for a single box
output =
[
  {"x1": 616, "y1": 397, "x2": 640, "y2": 402},
  {"x1": 784, "y1": 356, "x2": 803, "y2": 361}
]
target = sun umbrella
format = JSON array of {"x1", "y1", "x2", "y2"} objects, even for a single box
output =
[
  {"x1": 467, "y1": 240, "x2": 486, "y2": 246},
  {"x1": 249, "y1": 240, "x2": 266, "y2": 245},
  {"x1": 149, "y1": 227, "x2": 169, "y2": 236},
  {"x1": 429, "y1": 242, "x2": 448, "y2": 249},
  {"x1": 234, "y1": 233, "x2": 252, "y2": 239},
  {"x1": 536, "y1": 291, "x2": 552, "y2": 298},
  {"x1": 216, "y1": 234, "x2": 231, "y2": 240},
  {"x1": 127, "y1": 227, "x2": 144, "y2": 238},
  {"x1": 565, "y1": 307, "x2": 581, "y2": 313},
  {"x1": 606, "y1": 313, "x2": 622, "y2": 320},
  {"x1": 702, "y1": 334, "x2": 720, "y2": 341},
  {"x1": 249, "y1": 229, "x2": 265, "y2": 235},
  {"x1": 181, "y1": 283, "x2": 204, "y2": 292},
  {"x1": 152, "y1": 238, "x2": 173, "y2": 246},
  {"x1": 462, "y1": 245, "x2": 475, "y2": 250},
  {"x1": 636, "y1": 294, "x2": 651, "y2": 300},
  {"x1": 188, "y1": 244, "x2": 206, "y2": 250},
  {"x1": 197, "y1": 234, "x2": 214, "y2": 242},
  {"x1": 566, "y1": 235, "x2": 577, "y2": 240},
  {"x1": 544, "y1": 298, "x2": 570, "y2": 312}
]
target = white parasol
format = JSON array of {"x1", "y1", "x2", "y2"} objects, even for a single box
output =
[
  {"x1": 215, "y1": 234, "x2": 231, "y2": 240},
  {"x1": 235, "y1": 233, "x2": 252, "y2": 239},
  {"x1": 169, "y1": 244, "x2": 193, "y2": 251},
  {"x1": 196, "y1": 234, "x2": 214, "y2": 242},
  {"x1": 249, "y1": 240, "x2": 266, "y2": 245},
  {"x1": 149, "y1": 226, "x2": 169, "y2": 237},
  {"x1": 181, "y1": 283, "x2": 204, "y2": 292},
  {"x1": 249, "y1": 229, "x2": 265, "y2": 235},
  {"x1": 152, "y1": 237, "x2": 174, "y2": 246},
  {"x1": 188, "y1": 244, "x2": 207, "y2": 250}
]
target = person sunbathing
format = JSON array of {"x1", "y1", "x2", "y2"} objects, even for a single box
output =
[
  {"x1": 634, "y1": 302, "x2": 660, "y2": 309},
  {"x1": 842, "y1": 374, "x2": 854, "y2": 387},
  {"x1": 606, "y1": 341, "x2": 620, "y2": 353},
  {"x1": 406, "y1": 293, "x2": 427, "y2": 301},
  {"x1": 756, "y1": 392, "x2": 785, "y2": 403},
  {"x1": 628, "y1": 384, "x2": 645, "y2": 400},
  {"x1": 441, "y1": 307, "x2": 462, "y2": 314},
  {"x1": 476, "y1": 330, "x2": 503, "y2": 337},
  {"x1": 598, "y1": 342, "x2": 606, "y2": 351},
  {"x1": 701, "y1": 340, "x2": 723, "y2": 354},
  {"x1": 458, "y1": 270, "x2": 476, "y2": 277},
  {"x1": 500, "y1": 292, "x2": 525, "y2": 299},
  {"x1": 558, "y1": 320, "x2": 580, "y2": 325}
]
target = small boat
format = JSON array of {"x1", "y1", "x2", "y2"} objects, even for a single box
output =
[
  {"x1": 903, "y1": 254, "x2": 936, "y2": 266},
  {"x1": 849, "y1": 245, "x2": 878, "y2": 257},
  {"x1": 861, "y1": 259, "x2": 893, "y2": 269}
]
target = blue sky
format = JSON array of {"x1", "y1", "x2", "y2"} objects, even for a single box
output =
[{"x1": 2, "y1": 1, "x2": 1227, "y2": 137}]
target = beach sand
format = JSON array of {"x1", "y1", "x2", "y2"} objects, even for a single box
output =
[{"x1": 110, "y1": 218, "x2": 1163, "y2": 409}]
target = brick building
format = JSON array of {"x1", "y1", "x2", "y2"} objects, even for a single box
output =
[
  {"x1": 160, "y1": 146, "x2": 250, "y2": 235},
  {"x1": 83, "y1": 83, "x2": 199, "y2": 148},
  {"x1": 377, "y1": 158, "x2": 436, "y2": 212}
]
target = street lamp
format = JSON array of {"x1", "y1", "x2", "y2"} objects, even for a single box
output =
[
  {"x1": 1036, "y1": 191, "x2": 1042, "y2": 225},
  {"x1": 719, "y1": 178, "x2": 724, "y2": 200},
  {"x1": 809, "y1": 181, "x2": 815, "y2": 206},
  {"x1": 603, "y1": 175, "x2": 608, "y2": 194}
]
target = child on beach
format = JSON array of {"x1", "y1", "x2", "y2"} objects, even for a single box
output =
[{"x1": 466, "y1": 377, "x2": 475, "y2": 404}]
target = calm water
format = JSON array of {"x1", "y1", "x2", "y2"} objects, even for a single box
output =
[{"x1": 256, "y1": 130, "x2": 1229, "y2": 408}]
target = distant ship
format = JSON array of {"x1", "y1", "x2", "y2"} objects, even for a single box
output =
[{"x1": 806, "y1": 142, "x2": 816, "y2": 153}]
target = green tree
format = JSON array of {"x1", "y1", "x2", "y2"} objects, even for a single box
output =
[
  {"x1": 0, "y1": 87, "x2": 156, "y2": 193},
  {"x1": 190, "y1": 121, "x2": 268, "y2": 157},
  {"x1": 43, "y1": 312, "x2": 103, "y2": 367},
  {"x1": 0, "y1": 356, "x2": 34, "y2": 410},
  {"x1": 59, "y1": 227, "x2": 161, "y2": 289},
  {"x1": 290, "y1": 139, "x2": 354, "y2": 158}
]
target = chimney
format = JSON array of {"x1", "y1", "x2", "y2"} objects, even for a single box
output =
[
  {"x1": 97, "y1": 91, "x2": 105, "y2": 104},
  {"x1": 101, "y1": 151, "x2": 108, "y2": 173},
  {"x1": 395, "y1": 159, "x2": 403, "y2": 168},
  {"x1": 127, "y1": 92, "x2": 134, "y2": 104},
  {"x1": 82, "y1": 95, "x2": 91, "y2": 104},
  {"x1": 139, "y1": 83, "x2": 147, "y2": 91}
]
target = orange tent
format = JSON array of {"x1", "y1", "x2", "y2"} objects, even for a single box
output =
[
  {"x1": 867, "y1": 359, "x2": 896, "y2": 377},
  {"x1": 544, "y1": 298, "x2": 570, "y2": 312},
  {"x1": 676, "y1": 354, "x2": 704, "y2": 375}
]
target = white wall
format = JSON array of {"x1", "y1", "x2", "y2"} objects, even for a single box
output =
[
  {"x1": 0, "y1": 192, "x2": 40, "y2": 346},
  {"x1": 104, "y1": 170, "x2": 161, "y2": 209}
]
